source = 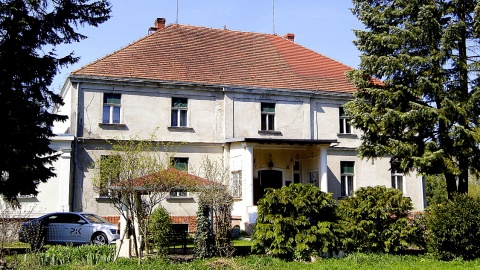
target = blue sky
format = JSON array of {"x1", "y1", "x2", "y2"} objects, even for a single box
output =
[{"x1": 50, "y1": 0, "x2": 364, "y2": 92}]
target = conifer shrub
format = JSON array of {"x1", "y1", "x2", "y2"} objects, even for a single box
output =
[
  {"x1": 194, "y1": 201, "x2": 214, "y2": 259},
  {"x1": 426, "y1": 194, "x2": 480, "y2": 261},
  {"x1": 337, "y1": 186, "x2": 423, "y2": 253},
  {"x1": 147, "y1": 206, "x2": 171, "y2": 255},
  {"x1": 251, "y1": 184, "x2": 338, "y2": 261}
]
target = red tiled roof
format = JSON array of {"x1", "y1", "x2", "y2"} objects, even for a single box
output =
[
  {"x1": 72, "y1": 24, "x2": 356, "y2": 93},
  {"x1": 125, "y1": 168, "x2": 218, "y2": 189}
]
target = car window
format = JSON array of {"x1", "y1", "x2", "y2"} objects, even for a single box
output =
[{"x1": 81, "y1": 214, "x2": 110, "y2": 224}]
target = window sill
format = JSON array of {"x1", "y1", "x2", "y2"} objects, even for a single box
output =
[
  {"x1": 166, "y1": 196, "x2": 195, "y2": 202},
  {"x1": 337, "y1": 133, "x2": 358, "y2": 139},
  {"x1": 96, "y1": 197, "x2": 113, "y2": 202},
  {"x1": 258, "y1": 130, "x2": 283, "y2": 136},
  {"x1": 98, "y1": 123, "x2": 127, "y2": 128},
  {"x1": 168, "y1": 126, "x2": 195, "y2": 132}
]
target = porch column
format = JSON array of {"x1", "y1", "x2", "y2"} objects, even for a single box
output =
[
  {"x1": 244, "y1": 145, "x2": 254, "y2": 207},
  {"x1": 243, "y1": 144, "x2": 255, "y2": 231},
  {"x1": 58, "y1": 147, "x2": 72, "y2": 212},
  {"x1": 319, "y1": 145, "x2": 329, "y2": 192}
]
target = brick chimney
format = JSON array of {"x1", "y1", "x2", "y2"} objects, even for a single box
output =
[
  {"x1": 149, "y1": 18, "x2": 166, "y2": 32},
  {"x1": 283, "y1": 33, "x2": 295, "y2": 42}
]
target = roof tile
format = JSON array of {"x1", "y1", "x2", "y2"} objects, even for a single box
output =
[{"x1": 73, "y1": 24, "x2": 356, "y2": 93}]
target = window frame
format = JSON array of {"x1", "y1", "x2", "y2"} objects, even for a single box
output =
[
  {"x1": 261, "y1": 103, "x2": 276, "y2": 131},
  {"x1": 231, "y1": 170, "x2": 242, "y2": 198},
  {"x1": 339, "y1": 107, "x2": 352, "y2": 134},
  {"x1": 340, "y1": 161, "x2": 355, "y2": 197},
  {"x1": 171, "y1": 98, "x2": 188, "y2": 127},
  {"x1": 391, "y1": 170, "x2": 404, "y2": 193},
  {"x1": 98, "y1": 155, "x2": 121, "y2": 198},
  {"x1": 169, "y1": 157, "x2": 189, "y2": 197},
  {"x1": 102, "y1": 93, "x2": 122, "y2": 124}
]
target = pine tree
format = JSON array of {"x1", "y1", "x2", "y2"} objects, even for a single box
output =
[
  {"x1": 346, "y1": 0, "x2": 480, "y2": 198},
  {"x1": 0, "y1": 0, "x2": 111, "y2": 204}
]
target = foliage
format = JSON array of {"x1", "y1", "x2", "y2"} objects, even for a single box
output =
[
  {"x1": 8, "y1": 252, "x2": 480, "y2": 269},
  {"x1": 194, "y1": 156, "x2": 234, "y2": 258},
  {"x1": 0, "y1": 0, "x2": 111, "y2": 204},
  {"x1": 194, "y1": 200, "x2": 214, "y2": 259},
  {"x1": 425, "y1": 175, "x2": 448, "y2": 206},
  {"x1": 337, "y1": 186, "x2": 423, "y2": 253},
  {"x1": 37, "y1": 244, "x2": 115, "y2": 266},
  {"x1": 91, "y1": 135, "x2": 188, "y2": 261},
  {"x1": 426, "y1": 194, "x2": 480, "y2": 261},
  {"x1": 251, "y1": 184, "x2": 338, "y2": 261},
  {"x1": 346, "y1": 0, "x2": 480, "y2": 198},
  {"x1": 146, "y1": 206, "x2": 171, "y2": 255}
]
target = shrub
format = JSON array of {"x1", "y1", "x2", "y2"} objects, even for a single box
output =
[
  {"x1": 426, "y1": 194, "x2": 480, "y2": 261},
  {"x1": 146, "y1": 206, "x2": 171, "y2": 255},
  {"x1": 337, "y1": 185, "x2": 423, "y2": 253},
  {"x1": 194, "y1": 201, "x2": 215, "y2": 259},
  {"x1": 251, "y1": 184, "x2": 338, "y2": 261}
]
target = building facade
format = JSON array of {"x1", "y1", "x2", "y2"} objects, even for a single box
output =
[{"x1": 17, "y1": 18, "x2": 425, "y2": 230}]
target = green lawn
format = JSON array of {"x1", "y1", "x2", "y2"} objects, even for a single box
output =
[{"x1": 4, "y1": 240, "x2": 480, "y2": 269}]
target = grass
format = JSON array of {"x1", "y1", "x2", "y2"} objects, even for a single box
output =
[{"x1": 4, "y1": 240, "x2": 480, "y2": 269}]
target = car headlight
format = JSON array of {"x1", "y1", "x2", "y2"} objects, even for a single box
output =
[{"x1": 109, "y1": 229, "x2": 117, "y2": 235}]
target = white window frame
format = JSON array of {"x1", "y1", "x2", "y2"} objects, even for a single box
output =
[
  {"x1": 103, "y1": 93, "x2": 121, "y2": 124},
  {"x1": 231, "y1": 170, "x2": 242, "y2": 198},
  {"x1": 171, "y1": 98, "x2": 188, "y2": 127},
  {"x1": 341, "y1": 161, "x2": 354, "y2": 197},
  {"x1": 339, "y1": 107, "x2": 352, "y2": 134},
  {"x1": 391, "y1": 171, "x2": 405, "y2": 194},
  {"x1": 261, "y1": 103, "x2": 275, "y2": 131}
]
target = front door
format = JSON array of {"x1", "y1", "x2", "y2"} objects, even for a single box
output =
[{"x1": 254, "y1": 170, "x2": 283, "y2": 205}]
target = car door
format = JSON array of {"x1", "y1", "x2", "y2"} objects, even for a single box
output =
[
  {"x1": 63, "y1": 213, "x2": 91, "y2": 244},
  {"x1": 45, "y1": 214, "x2": 69, "y2": 243}
]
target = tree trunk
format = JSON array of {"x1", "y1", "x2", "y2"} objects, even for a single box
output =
[{"x1": 445, "y1": 173, "x2": 457, "y2": 200}]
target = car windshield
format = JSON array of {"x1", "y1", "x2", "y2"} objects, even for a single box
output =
[{"x1": 81, "y1": 214, "x2": 110, "y2": 224}]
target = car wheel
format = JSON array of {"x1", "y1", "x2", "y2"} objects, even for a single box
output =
[{"x1": 91, "y1": 232, "x2": 108, "y2": 245}]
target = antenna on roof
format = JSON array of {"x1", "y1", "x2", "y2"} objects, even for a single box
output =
[
  {"x1": 272, "y1": 0, "x2": 276, "y2": 34},
  {"x1": 176, "y1": 0, "x2": 179, "y2": 24}
]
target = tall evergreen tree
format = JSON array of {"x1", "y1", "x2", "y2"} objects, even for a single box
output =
[
  {"x1": 346, "y1": 0, "x2": 480, "y2": 198},
  {"x1": 0, "y1": 0, "x2": 110, "y2": 204}
]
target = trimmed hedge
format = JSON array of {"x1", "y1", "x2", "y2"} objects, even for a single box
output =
[
  {"x1": 337, "y1": 186, "x2": 423, "y2": 253},
  {"x1": 251, "y1": 184, "x2": 338, "y2": 261},
  {"x1": 426, "y1": 194, "x2": 480, "y2": 260}
]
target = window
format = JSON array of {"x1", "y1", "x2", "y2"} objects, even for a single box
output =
[
  {"x1": 103, "y1": 93, "x2": 121, "y2": 124},
  {"x1": 339, "y1": 107, "x2": 351, "y2": 134},
  {"x1": 231, "y1": 171, "x2": 242, "y2": 198},
  {"x1": 293, "y1": 161, "x2": 301, "y2": 184},
  {"x1": 261, "y1": 103, "x2": 275, "y2": 131},
  {"x1": 391, "y1": 171, "x2": 404, "y2": 193},
  {"x1": 99, "y1": 155, "x2": 120, "y2": 198},
  {"x1": 170, "y1": 157, "x2": 188, "y2": 197},
  {"x1": 341, "y1": 161, "x2": 354, "y2": 197},
  {"x1": 307, "y1": 171, "x2": 318, "y2": 185},
  {"x1": 171, "y1": 98, "x2": 188, "y2": 127}
]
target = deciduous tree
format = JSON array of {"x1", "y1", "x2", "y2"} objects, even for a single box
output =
[{"x1": 346, "y1": 0, "x2": 480, "y2": 198}]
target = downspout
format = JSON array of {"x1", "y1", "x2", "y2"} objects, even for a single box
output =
[{"x1": 71, "y1": 82, "x2": 81, "y2": 211}]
